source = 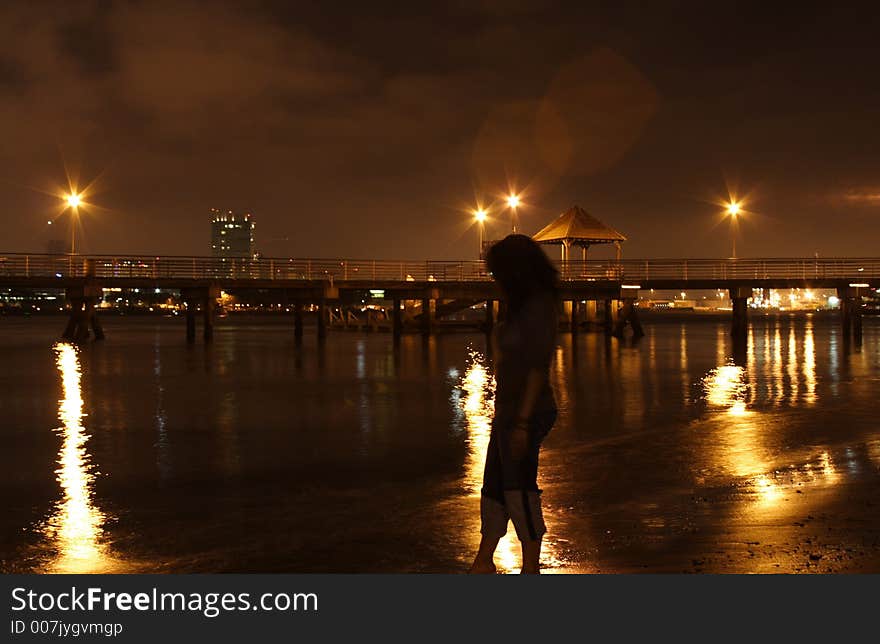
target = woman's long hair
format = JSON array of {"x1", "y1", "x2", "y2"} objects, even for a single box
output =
[{"x1": 485, "y1": 234, "x2": 559, "y2": 314}]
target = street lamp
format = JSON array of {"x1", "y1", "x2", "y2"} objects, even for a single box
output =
[
  {"x1": 506, "y1": 194, "x2": 520, "y2": 233},
  {"x1": 474, "y1": 208, "x2": 487, "y2": 258},
  {"x1": 65, "y1": 193, "x2": 81, "y2": 254},
  {"x1": 726, "y1": 201, "x2": 740, "y2": 259}
]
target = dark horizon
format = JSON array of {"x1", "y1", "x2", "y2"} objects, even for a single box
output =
[{"x1": 3, "y1": 1, "x2": 880, "y2": 260}]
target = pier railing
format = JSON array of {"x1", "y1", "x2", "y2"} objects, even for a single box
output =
[{"x1": 0, "y1": 254, "x2": 878, "y2": 283}]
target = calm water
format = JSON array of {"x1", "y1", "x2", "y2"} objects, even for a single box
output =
[{"x1": 1, "y1": 314, "x2": 879, "y2": 573}]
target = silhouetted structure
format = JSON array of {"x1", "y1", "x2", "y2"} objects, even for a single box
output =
[
  {"x1": 533, "y1": 205, "x2": 626, "y2": 262},
  {"x1": 0, "y1": 253, "x2": 874, "y2": 345}
]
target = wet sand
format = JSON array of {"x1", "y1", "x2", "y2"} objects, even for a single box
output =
[
  {"x1": 539, "y1": 441, "x2": 880, "y2": 574},
  {"x1": 1, "y1": 315, "x2": 878, "y2": 574}
]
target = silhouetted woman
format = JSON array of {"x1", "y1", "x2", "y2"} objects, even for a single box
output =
[{"x1": 470, "y1": 234, "x2": 559, "y2": 574}]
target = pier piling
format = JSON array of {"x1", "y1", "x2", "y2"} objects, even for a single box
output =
[
  {"x1": 420, "y1": 297, "x2": 434, "y2": 335},
  {"x1": 203, "y1": 296, "x2": 214, "y2": 342},
  {"x1": 185, "y1": 302, "x2": 196, "y2": 343},
  {"x1": 294, "y1": 302, "x2": 304, "y2": 342},
  {"x1": 392, "y1": 298, "x2": 402, "y2": 342},
  {"x1": 602, "y1": 299, "x2": 614, "y2": 335},
  {"x1": 317, "y1": 300, "x2": 327, "y2": 341},
  {"x1": 613, "y1": 297, "x2": 644, "y2": 339},
  {"x1": 729, "y1": 287, "x2": 750, "y2": 338},
  {"x1": 62, "y1": 285, "x2": 103, "y2": 343},
  {"x1": 570, "y1": 299, "x2": 580, "y2": 334},
  {"x1": 484, "y1": 299, "x2": 495, "y2": 334}
]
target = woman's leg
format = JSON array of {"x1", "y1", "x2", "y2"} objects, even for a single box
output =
[
  {"x1": 502, "y1": 488, "x2": 544, "y2": 573},
  {"x1": 470, "y1": 427, "x2": 507, "y2": 573},
  {"x1": 505, "y1": 411, "x2": 555, "y2": 573},
  {"x1": 520, "y1": 538, "x2": 542, "y2": 574},
  {"x1": 470, "y1": 534, "x2": 501, "y2": 574}
]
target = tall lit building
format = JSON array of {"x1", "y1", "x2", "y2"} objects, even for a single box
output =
[{"x1": 210, "y1": 209, "x2": 255, "y2": 258}]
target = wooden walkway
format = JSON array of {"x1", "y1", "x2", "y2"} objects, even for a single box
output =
[{"x1": 0, "y1": 253, "x2": 876, "y2": 344}]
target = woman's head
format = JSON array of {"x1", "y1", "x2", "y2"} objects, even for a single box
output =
[{"x1": 485, "y1": 234, "x2": 558, "y2": 310}]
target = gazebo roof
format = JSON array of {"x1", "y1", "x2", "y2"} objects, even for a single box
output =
[{"x1": 532, "y1": 205, "x2": 626, "y2": 245}]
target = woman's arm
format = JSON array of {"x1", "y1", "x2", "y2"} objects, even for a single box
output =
[
  {"x1": 516, "y1": 368, "x2": 544, "y2": 426},
  {"x1": 509, "y1": 368, "x2": 543, "y2": 461},
  {"x1": 509, "y1": 295, "x2": 557, "y2": 460}
]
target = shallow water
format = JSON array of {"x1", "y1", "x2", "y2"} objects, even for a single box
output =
[{"x1": 1, "y1": 313, "x2": 879, "y2": 573}]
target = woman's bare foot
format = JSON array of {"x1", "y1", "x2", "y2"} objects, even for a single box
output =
[
  {"x1": 520, "y1": 539, "x2": 542, "y2": 574},
  {"x1": 469, "y1": 534, "x2": 501, "y2": 573},
  {"x1": 468, "y1": 558, "x2": 497, "y2": 574}
]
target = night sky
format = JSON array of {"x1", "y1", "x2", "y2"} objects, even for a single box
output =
[{"x1": 2, "y1": 1, "x2": 879, "y2": 260}]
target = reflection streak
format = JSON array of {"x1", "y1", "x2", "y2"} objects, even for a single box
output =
[
  {"x1": 702, "y1": 319, "x2": 842, "y2": 514},
  {"x1": 804, "y1": 320, "x2": 816, "y2": 404},
  {"x1": 43, "y1": 343, "x2": 113, "y2": 573},
  {"x1": 788, "y1": 325, "x2": 799, "y2": 403}
]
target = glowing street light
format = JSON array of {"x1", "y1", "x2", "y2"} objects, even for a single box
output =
[
  {"x1": 506, "y1": 194, "x2": 520, "y2": 233},
  {"x1": 64, "y1": 193, "x2": 81, "y2": 254},
  {"x1": 725, "y1": 200, "x2": 741, "y2": 259},
  {"x1": 474, "y1": 208, "x2": 487, "y2": 258}
]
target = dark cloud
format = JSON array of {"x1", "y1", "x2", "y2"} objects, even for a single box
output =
[
  {"x1": 56, "y1": 2, "x2": 117, "y2": 77},
  {"x1": 2, "y1": 1, "x2": 880, "y2": 259},
  {"x1": 0, "y1": 55, "x2": 27, "y2": 92}
]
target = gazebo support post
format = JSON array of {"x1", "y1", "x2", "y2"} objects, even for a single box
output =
[{"x1": 570, "y1": 299, "x2": 580, "y2": 333}]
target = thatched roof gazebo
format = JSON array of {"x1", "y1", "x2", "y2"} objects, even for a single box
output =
[{"x1": 532, "y1": 204, "x2": 626, "y2": 261}]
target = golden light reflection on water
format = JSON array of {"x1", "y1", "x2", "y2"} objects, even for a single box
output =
[
  {"x1": 803, "y1": 320, "x2": 816, "y2": 404},
  {"x1": 702, "y1": 363, "x2": 749, "y2": 414},
  {"x1": 772, "y1": 327, "x2": 783, "y2": 404},
  {"x1": 788, "y1": 325, "x2": 799, "y2": 402},
  {"x1": 701, "y1": 361, "x2": 780, "y2": 504},
  {"x1": 720, "y1": 322, "x2": 818, "y2": 410},
  {"x1": 700, "y1": 322, "x2": 835, "y2": 511},
  {"x1": 458, "y1": 350, "x2": 563, "y2": 572},
  {"x1": 460, "y1": 350, "x2": 494, "y2": 495},
  {"x1": 867, "y1": 440, "x2": 880, "y2": 468},
  {"x1": 679, "y1": 324, "x2": 689, "y2": 402},
  {"x1": 42, "y1": 343, "x2": 115, "y2": 573}
]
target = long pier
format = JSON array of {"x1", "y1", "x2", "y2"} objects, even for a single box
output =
[{"x1": 0, "y1": 253, "x2": 876, "y2": 344}]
